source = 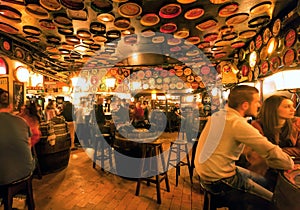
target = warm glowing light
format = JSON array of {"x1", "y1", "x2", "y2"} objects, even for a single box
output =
[
  {"x1": 267, "y1": 37, "x2": 277, "y2": 54},
  {"x1": 249, "y1": 51, "x2": 257, "y2": 68},
  {"x1": 185, "y1": 95, "x2": 194, "y2": 102},
  {"x1": 106, "y1": 77, "x2": 116, "y2": 88},
  {"x1": 62, "y1": 86, "x2": 70, "y2": 93},
  {"x1": 30, "y1": 73, "x2": 43, "y2": 87},
  {"x1": 0, "y1": 67, "x2": 6, "y2": 74},
  {"x1": 131, "y1": 81, "x2": 141, "y2": 90},
  {"x1": 151, "y1": 93, "x2": 157, "y2": 100},
  {"x1": 15, "y1": 66, "x2": 30, "y2": 83}
]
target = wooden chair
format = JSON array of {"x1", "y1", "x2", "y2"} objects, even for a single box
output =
[{"x1": 0, "y1": 173, "x2": 35, "y2": 210}]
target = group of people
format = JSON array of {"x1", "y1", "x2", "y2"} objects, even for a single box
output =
[{"x1": 194, "y1": 85, "x2": 299, "y2": 209}]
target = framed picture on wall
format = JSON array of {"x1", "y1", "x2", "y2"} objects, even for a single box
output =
[
  {"x1": 0, "y1": 77, "x2": 8, "y2": 91},
  {"x1": 13, "y1": 81, "x2": 24, "y2": 112}
]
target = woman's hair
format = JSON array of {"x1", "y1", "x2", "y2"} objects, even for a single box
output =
[
  {"x1": 46, "y1": 100, "x2": 55, "y2": 109},
  {"x1": 228, "y1": 85, "x2": 259, "y2": 109},
  {"x1": 258, "y1": 95, "x2": 293, "y2": 144},
  {"x1": 26, "y1": 101, "x2": 41, "y2": 123}
]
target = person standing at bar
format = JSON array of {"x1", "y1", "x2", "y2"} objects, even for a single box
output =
[
  {"x1": 194, "y1": 85, "x2": 294, "y2": 208},
  {"x1": 0, "y1": 88, "x2": 35, "y2": 185}
]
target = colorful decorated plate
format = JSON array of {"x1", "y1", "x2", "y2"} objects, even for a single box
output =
[
  {"x1": 0, "y1": 22, "x2": 19, "y2": 34},
  {"x1": 196, "y1": 18, "x2": 218, "y2": 31},
  {"x1": 239, "y1": 30, "x2": 257, "y2": 39},
  {"x1": 272, "y1": 18, "x2": 281, "y2": 37},
  {"x1": 284, "y1": 29, "x2": 297, "y2": 48},
  {"x1": 0, "y1": 5, "x2": 22, "y2": 22},
  {"x1": 270, "y1": 56, "x2": 281, "y2": 72},
  {"x1": 40, "y1": 0, "x2": 62, "y2": 11},
  {"x1": 160, "y1": 22, "x2": 177, "y2": 34},
  {"x1": 225, "y1": 13, "x2": 249, "y2": 25}
]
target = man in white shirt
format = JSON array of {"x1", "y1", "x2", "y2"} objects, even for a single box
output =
[{"x1": 194, "y1": 85, "x2": 294, "y2": 208}]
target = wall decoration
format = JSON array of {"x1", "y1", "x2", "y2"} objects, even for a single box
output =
[
  {"x1": 0, "y1": 77, "x2": 8, "y2": 91},
  {"x1": 13, "y1": 81, "x2": 24, "y2": 112}
]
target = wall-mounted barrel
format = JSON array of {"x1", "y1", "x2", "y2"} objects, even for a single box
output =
[{"x1": 36, "y1": 117, "x2": 71, "y2": 175}]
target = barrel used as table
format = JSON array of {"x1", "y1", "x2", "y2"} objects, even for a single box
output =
[{"x1": 36, "y1": 118, "x2": 71, "y2": 175}]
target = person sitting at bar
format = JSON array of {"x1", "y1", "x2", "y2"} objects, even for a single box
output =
[
  {"x1": 244, "y1": 95, "x2": 300, "y2": 191},
  {"x1": 17, "y1": 100, "x2": 42, "y2": 147},
  {"x1": 132, "y1": 101, "x2": 144, "y2": 128},
  {"x1": 0, "y1": 88, "x2": 35, "y2": 185},
  {"x1": 194, "y1": 85, "x2": 294, "y2": 209}
]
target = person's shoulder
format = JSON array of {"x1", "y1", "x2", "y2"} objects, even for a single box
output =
[{"x1": 292, "y1": 117, "x2": 300, "y2": 130}]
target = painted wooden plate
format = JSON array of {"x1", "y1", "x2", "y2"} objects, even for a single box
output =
[
  {"x1": 222, "y1": 32, "x2": 237, "y2": 41},
  {"x1": 61, "y1": 0, "x2": 85, "y2": 10},
  {"x1": 14, "y1": 47, "x2": 25, "y2": 60},
  {"x1": 214, "y1": 52, "x2": 227, "y2": 59},
  {"x1": 93, "y1": 35, "x2": 107, "y2": 43},
  {"x1": 58, "y1": 27, "x2": 73, "y2": 35},
  {"x1": 167, "y1": 38, "x2": 181, "y2": 45},
  {"x1": 259, "y1": 46, "x2": 268, "y2": 61},
  {"x1": 198, "y1": 41, "x2": 210, "y2": 49},
  {"x1": 177, "y1": 0, "x2": 196, "y2": 4},
  {"x1": 106, "y1": 30, "x2": 121, "y2": 39},
  {"x1": 90, "y1": 22, "x2": 106, "y2": 35},
  {"x1": 203, "y1": 33, "x2": 218, "y2": 42},
  {"x1": 195, "y1": 76, "x2": 202, "y2": 82},
  {"x1": 174, "y1": 30, "x2": 189, "y2": 39},
  {"x1": 114, "y1": 17, "x2": 131, "y2": 30},
  {"x1": 54, "y1": 13, "x2": 72, "y2": 27},
  {"x1": 196, "y1": 18, "x2": 218, "y2": 31},
  {"x1": 272, "y1": 18, "x2": 281, "y2": 37},
  {"x1": 263, "y1": 27, "x2": 272, "y2": 44},
  {"x1": 284, "y1": 28, "x2": 297, "y2": 48},
  {"x1": 118, "y1": 2, "x2": 142, "y2": 18},
  {"x1": 25, "y1": 36, "x2": 40, "y2": 43},
  {"x1": 184, "y1": 7, "x2": 205, "y2": 20},
  {"x1": 159, "y1": 4, "x2": 182, "y2": 19},
  {"x1": 152, "y1": 36, "x2": 165, "y2": 43},
  {"x1": 140, "y1": 13, "x2": 160, "y2": 26},
  {"x1": 249, "y1": 40, "x2": 255, "y2": 52},
  {"x1": 97, "y1": 13, "x2": 115, "y2": 22},
  {"x1": 225, "y1": 13, "x2": 249, "y2": 25},
  {"x1": 218, "y1": 2, "x2": 239, "y2": 17},
  {"x1": 239, "y1": 30, "x2": 256, "y2": 39},
  {"x1": 239, "y1": 48, "x2": 246, "y2": 61}
]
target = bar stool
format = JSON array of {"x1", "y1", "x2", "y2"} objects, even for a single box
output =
[
  {"x1": 92, "y1": 126, "x2": 114, "y2": 171},
  {"x1": 167, "y1": 140, "x2": 193, "y2": 186},
  {"x1": 135, "y1": 141, "x2": 170, "y2": 204},
  {"x1": 0, "y1": 173, "x2": 35, "y2": 210}
]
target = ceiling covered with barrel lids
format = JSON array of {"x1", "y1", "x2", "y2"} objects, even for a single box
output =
[{"x1": 0, "y1": 0, "x2": 298, "y2": 82}]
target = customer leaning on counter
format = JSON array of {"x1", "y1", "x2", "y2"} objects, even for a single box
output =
[
  {"x1": 245, "y1": 95, "x2": 300, "y2": 190},
  {"x1": 0, "y1": 88, "x2": 35, "y2": 185}
]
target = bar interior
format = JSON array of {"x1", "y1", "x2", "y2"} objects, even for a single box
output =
[{"x1": 0, "y1": 0, "x2": 300, "y2": 209}]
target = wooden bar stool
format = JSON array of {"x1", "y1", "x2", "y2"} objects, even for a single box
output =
[
  {"x1": 135, "y1": 142, "x2": 170, "y2": 204},
  {"x1": 92, "y1": 126, "x2": 114, "y2": 171},
  {"x1": 167, "y1": 140, "x2": 193, "y2": 186},
  {"x1": 0, "y1": 173, "x2": 35, "y2": 210}
]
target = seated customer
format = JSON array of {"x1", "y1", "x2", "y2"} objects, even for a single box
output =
[
  {"x1": 194, "y1": 85, "x2": 294, "y2": 208},
  {"x1": 245, "y1": 95, "x2": 299, "y2": 190},
  {"x1": 0, "y1": 88, "x2": 35, "y2": 185}
]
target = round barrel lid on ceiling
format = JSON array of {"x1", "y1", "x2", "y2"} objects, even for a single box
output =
[
  {"x1": 39, "y1": 19, "x2": 56, "y2": 30},
  {"x1": 91, "y1": 0, "x2": 112, "y2": 13},
  {"x1": 159, "y1": 4, "x2": 182, "y2": 19},
  {"x1": 250, "y1": 1, "x2": 272, "y2": 15},
  {"x1": 23, "y1": 25, "x2": 42, "y2": 36},
  {"x1": 140, "y1": 13, "x2": 160, "y2": 27},
  {"x1": 67, "y1": 9, "x2": 88, "y2": 21},
  {"x1": 118, "y1": 2, "x2": 142, "y2": 18},
  {"x1": 0, "y1": 5, "x2": 22, "y2": 22},
  {"x1": 53, "y1": 13, "x2": 72, "y2": 27},
  {"x1": 25, "y1": 36, "x2": 40, "y2": 43},
  {"x1": 239, "y1": 30, "x2": 256, "y2": 39},
  {"x1": 114, "y1": 17, "x2": 131, "y2": 30},
  {"x1": 160, "y1": 22, "x2": 177, "y2": 34},
  {"x1": 174, "y1": 29, "x2": 189, "y2": 39},
  {"x1": 58, "y1": 27, "x2": 74, "y2": 35},
  {"x1": 218, "y1": 2, "x2": 239, "y2": 17},
  {"x1": 39, "y1": 0, "x2": 62, "y2": 11},
  {"x1": 97, "y1": 13, "x2": 115, "y2": 22},
  {"x1": 184, "y1": 7, "x2": 205, "y2": 20},
  {"x1": 0, "y1": 22, "x2": 19, "y2": 34},
  {"x1": 90, "y1": 22, "x2": 106, "y2": 35},
  {"x1": 60, "y1": 0, "x2": 85, "y2": 10},
  {"x1": 25, "y1": 4, "x2": 49, "y2": 19},
  {"x1": 196, "y1": 18, "x2": 218, "y2": 31},
  {"x1": 248, "y1": 15, "x2": 270, "y2": 28},
  {"x1": 177, "y1": 0, "x2": 196, "y2": 4},
  {"x1": 225, "y1": 13, "x2": 249, "y2": 25}
]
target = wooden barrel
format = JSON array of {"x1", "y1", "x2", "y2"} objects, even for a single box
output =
[{"x1": 36, "y1": 118, "x2": 71, "y2": 175}]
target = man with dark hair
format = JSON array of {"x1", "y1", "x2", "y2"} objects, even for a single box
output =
[
  {"x1": 0, "y1": 88, "x2": 35, "y2": 185},
  {"x1": 194, "y1": 85, "x2": 294, "y2": 208}
]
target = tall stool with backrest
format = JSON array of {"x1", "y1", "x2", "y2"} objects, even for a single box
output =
[
  {"x1": 135, "y1": 141, "x2": 170, "y2": 204},
  {"x1": 0, "y1": 173, "x2": 35, "y2": 210},
  {"x1": 93, "y1": 125, "x2": 114, "y2": 171}
]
